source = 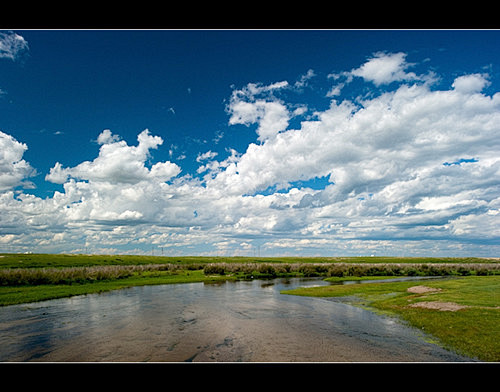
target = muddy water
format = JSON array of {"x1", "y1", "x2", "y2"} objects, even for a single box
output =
[{"x1": 0, "y1": 278, "x2": 474, "y2": 362}]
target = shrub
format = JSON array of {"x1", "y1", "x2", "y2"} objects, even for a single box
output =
[
  {"x1": 346, "y1": 265, "x2": 364, "y2": 277},
  {"x1": 297, "y1": 264, "x2": 321, "y2": 277},
  {"x1": 257, "y1": 264, "x2": 278, "y2": 278},
  {"x1": 327, "y1": 264, "x2": 347, "y2": 277},
  {"x1": 457, "y1": 266, "x2": 472, "y2": 276},
  {"x1": 475, "y1": 268, "x2": 490, "y2": 276},
  {"x1": 203, "y1": 264, "x2": 226, "y2": 275}
]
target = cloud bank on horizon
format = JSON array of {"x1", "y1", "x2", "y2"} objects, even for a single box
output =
[{"x1": 1, "y1": 31, "x2": 499, "y2": 256}]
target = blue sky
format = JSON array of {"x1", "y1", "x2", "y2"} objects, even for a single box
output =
[{"x1": 1, "y1": 29, "x2": 500, "y2": 256}]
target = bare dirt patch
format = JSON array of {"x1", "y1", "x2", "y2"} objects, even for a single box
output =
[
  {"x1": 406, "y1": 286, "x2": 467, "y2": 311},
  {"x1": 409, "y1": 301, "x2": 468, "y2": 312},
  {"x1": 407, "y1": 285, "x2": 442, "y2": 294}
]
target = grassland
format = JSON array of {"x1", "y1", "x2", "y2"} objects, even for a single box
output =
[
  {"x1": 1, "y1": 253, "x2": 498, "y2": 307},
  {"x1": 1, "y1": 253, "x2": 497, "y2": 269}
]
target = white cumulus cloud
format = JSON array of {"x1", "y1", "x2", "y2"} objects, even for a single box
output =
[
  {"x1": 0, "y1": 131, "x2": 35, "y2": 191},
  {"x1": 452, "y1": 73, "x2": 490, "y2": 93},
  {"x1": 351, "y1": 51, "x2": 418, "y2": 86},
  {"x1": 227, "y1": 81, "x2": 291, "y2": 142},
  {"x1": 46, "y1": 129, "x2": 180, "y2": 185}
]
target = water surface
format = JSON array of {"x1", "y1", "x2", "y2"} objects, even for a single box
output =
[{"x1": 0, "y1": 277, "x2": 475, "y2": 362}]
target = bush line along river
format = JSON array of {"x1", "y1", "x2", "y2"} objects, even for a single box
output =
[{"x1": 0, "y1": 254, "x2": 499, "y2": 362}]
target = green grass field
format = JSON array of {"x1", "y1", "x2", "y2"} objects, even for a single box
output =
[{"x1": 1, "y1": 253, "x2": 496, "y2": 268}]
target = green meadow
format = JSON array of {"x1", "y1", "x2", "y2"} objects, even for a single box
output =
[{"x1": 1, "y1": 253, "x2": 496, "y2": 269}]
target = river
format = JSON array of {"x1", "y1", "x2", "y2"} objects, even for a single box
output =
[{"x1": 0, "y1": 277, "x2": 475, "y2": 362}]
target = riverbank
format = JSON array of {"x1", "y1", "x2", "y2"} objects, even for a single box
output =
[
  {"x1": 1, "y1": 253, "x2": 499, "y2": 306},
  {"x1": 282, "y1": 275, "x2": 500, "y2": 362},
  {"x1": 0, "y1": 269, "x2": 233, "y2": 306}
]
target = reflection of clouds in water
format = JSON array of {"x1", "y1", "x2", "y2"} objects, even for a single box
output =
[{"x1": 0, "y1": 279, "x2": 474, "y2": 362}]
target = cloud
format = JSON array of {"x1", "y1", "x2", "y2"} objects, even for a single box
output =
[
  {"x1": 228, "y1": 98, "x2": 290, "y2": 142},
  {"x1": 294, "y1": 69, "x2": 316, "y2": 88},
  {"x1": 38, "y1": 129, "x2": 183, "y2": 233},
  {"x1": 2, "y1": 51, "x2": 500, "y2": 256},
  {"x1": 0, "y1": 31, "x2": 29, "y2": 61},
  {"x1": 196, "y1": 150, "x2": 218, "y2": 162},
  {"x1": 46, "y1": 129, "x2": 180, "y2": 185},
  {"x1": 0, "y1": 131, "x2": 35, "y2": 191},
  {"x1": 326, "y1": 84, "x2": 344, "y2": 97},
  {"x1": 452, "y1": 73, "x2": 490, "y2": 93},
  {"x1": 350, "y1": 51, "x2": 418, "y2": 86},
  {"x1": 227, "y1": 81, "x2": 291, "y2": 142},
  {"x1": 97, "y1": 129, "x2": 120, "y2": 145},
  {"x1": 206, "y1": 63, "x2": 500, "y2": 253}
]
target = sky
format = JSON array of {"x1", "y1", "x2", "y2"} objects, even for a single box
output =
[{"x1": 1, "y1": 29, "x2": 500, "y2": 257}]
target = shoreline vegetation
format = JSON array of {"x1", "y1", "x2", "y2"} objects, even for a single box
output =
[
  {"x1": 1, "y1": 255, "x2": 498, "y2": 303},
  {"x1": 1, "y1": 253, "x2": 499, "y2": 362},
  {"x1": 1, "y1": 253, "x2": 498, "y2": 306}
]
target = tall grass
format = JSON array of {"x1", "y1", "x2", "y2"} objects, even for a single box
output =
[
  {"x1": 2, "y1": 261, "x2": 498, "y2": 287},
  {"x1": 203, "y1": 262, "x2": 500, "y2": 278},
  {"x1": 0, "y1": 263, "x2": 203, "y2": 286}
]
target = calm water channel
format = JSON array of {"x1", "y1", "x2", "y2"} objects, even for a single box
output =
[{"x1": 0, "y1": 277, "x2": 475, "y2": 362}]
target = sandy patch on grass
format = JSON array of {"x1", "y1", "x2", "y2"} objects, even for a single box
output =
[
  {"x1": 407, "y1": 285, "x2": 442, "y2": 294},
  {"x1": 407, "y1": 285, "x2": 467, "y2": 311},
  {"x1": 409, "y1": 301, "x2": 468, "y2": 311}
]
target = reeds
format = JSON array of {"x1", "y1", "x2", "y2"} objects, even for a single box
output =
[
  {"x1": 203, "y1": 262, "x2": 500, "y2": 278},
  {"x1": 0, "y1": 263, "x2": 202, "y2": 286},
  {"x1": 2, "y1": 261, "x2": 498, "y2": 286}
]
